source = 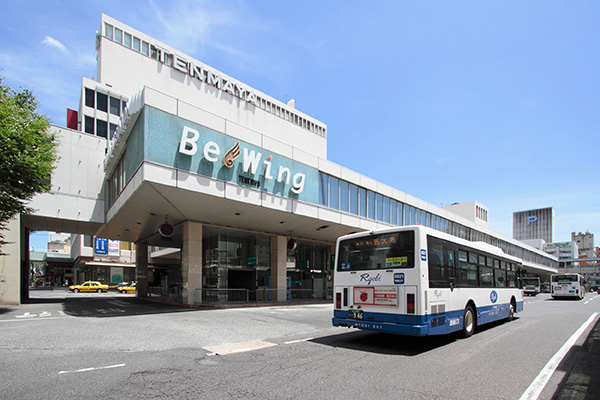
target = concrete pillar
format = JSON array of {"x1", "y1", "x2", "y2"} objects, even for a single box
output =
[
  {"x1": 0, "y1": 215, "x2": 21, "y2": 305},
  {"x1": 270, "y1": 236, "x2": 287, "y2": 301},
  {"x1": 136, "y1": 243, "x2": 148, "y2": 298},
  {"x1": 182, "y1": 221, "x2": 202, "y2": 305}
]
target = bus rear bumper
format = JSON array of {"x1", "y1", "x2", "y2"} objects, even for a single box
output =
[{"x1": 332, "y1": 317, "x2": 429, "y2": 336}]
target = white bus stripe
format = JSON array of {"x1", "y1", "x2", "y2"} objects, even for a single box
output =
[{"x1": 519, "y1": 312, "x2": 598, "y2": 400}]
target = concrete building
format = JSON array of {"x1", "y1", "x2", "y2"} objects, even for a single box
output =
[
  {"x1": 0, "y1": 14, "x2": 558, "y2": 305},
  {"x1": 513, "y1": 207, "x2": 555, "y2": 244},
  {"x1": 572, "y1": 231, "x2": 595, "y2": 259}
]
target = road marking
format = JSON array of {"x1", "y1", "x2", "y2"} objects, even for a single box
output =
[
  {"x1": 58, "y1": 363, "x2": 126, "y2": 375},
  {"x1": 15, "y1": 312, "x2": 36, "y2": 319},
  {"x1": 284, "y1": 337, "x2": 315, "y2": 344},
  {"x1": 519, "y1": 312, "x2": 598, "y2": 400},
  {"x1": 203, "y1": 340, "x2": 277, "y2": 356}
]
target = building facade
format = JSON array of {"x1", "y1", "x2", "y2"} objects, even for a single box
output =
[
  {"x1": 513, "y1": 207, "x2": 555, "y2": 244},
  {"x1": 0, "y1": 14, "x2": 559, "y2": 305}
]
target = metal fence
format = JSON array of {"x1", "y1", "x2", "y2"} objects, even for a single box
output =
[{"x1": 194, "y1": 288, "x2": 333, "y2": 305}]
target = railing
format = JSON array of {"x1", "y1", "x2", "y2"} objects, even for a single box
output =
[{"x1": 194, "y1": 288, "x2": 333, "y2": 305}]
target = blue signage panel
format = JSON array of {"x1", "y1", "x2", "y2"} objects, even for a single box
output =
[
  {"x1": 142, "y1": 107, "x2": 319, "y2": 204},
  {"x1": 95, "y1": 238, "x2": 108, "y2": 255}
]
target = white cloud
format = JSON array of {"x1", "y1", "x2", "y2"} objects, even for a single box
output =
[{"x1": 42, "y1": 36, "x2": 67, "y2": 52}]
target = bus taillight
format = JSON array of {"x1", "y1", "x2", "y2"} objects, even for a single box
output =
[
  {"x1": 336, "y1": 292, "x2": 342, "y2": 309},
  {"x1": 407, "y1": 293, "x2": 415, "y2": 314}
]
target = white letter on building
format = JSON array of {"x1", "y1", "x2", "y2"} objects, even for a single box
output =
[
  {"x1": 291, "y1": 173, "x2": 305, "y2": 194},
  {"x1": 263, "y1": 160, "x2": 273, "y2": 180},
  {"x1": 277, "y1": 166, "x2": 291, "y2": 185},
  {"x1": 204, "y1": 141, "x2": 220, "y2": 162},
  {"x1": 173, "y1": 54, "x2": 188, "y2": 74},
  {"x1": 179, "y1": 126, "x2": 199, "y2": 155},
  {"x1": 243, "y1": 148, "x2": 262, "y2": 175}
]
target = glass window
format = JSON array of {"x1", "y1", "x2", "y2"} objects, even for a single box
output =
[
  {"x1": 480, "y1": 265, "x2": 494, "y2": 287},
  {"x1": 359, "y1": 188, "x2": 367, "y2": 217},
  {"x1": 124, "y1": 33, "x2": 132, "y2": 47},
  {"x1": 349, "y1": 184, "x2": 358, "y2": 215},
  {"x1": 133, "y1": 37, "x2": 140, "y2": 51},
  {"x1": 376, "y1": 194, "x2": 383, "y2": 221},
  {"x1": 479, "y1": 255, "x2": 486, "y2": 265},
  {"x1": 391, "y1": 200, "x2": 397, "y2": 225},
  {"x1": 398, "y1": 203, "x2": 404, "y2": 225},
  {"x1": 142, "y1": 41, "x2": 149, "y2": 55},
  {"x1": 337, "y1": 230, "x2": 415, "y2": 271},
  {"x1": 329, "y1": 177, "x2": 339, "y2": 210},
  {"x1": 114, "y1": 28, "x2": 123, "y2": 44},
  {"x1": 318, "y1": 173, "x2": 328, "y2": 206},
  {"x1": 109, "y1": 123, "x2": 118, "y2": 139},
  {"x1": 404, "y1": 204, "x2": 409, "y2": 226},
  {"x1": 367, "y1": 191, "x2": 375, "y2": 219},
  {"x1": 104, "y1": 23, "x2": 113, "y2": 40},
  {"x1": 109, "y1": 96, "x2": 120, "y2": 116},
  {"x1": 84, "y1": 116, "x2": 94, "y2": 134},
  {"x1": 122, "y1": 101, "x2": 127, "y2": 113},
  {"x1": 96, "y1": 92, "x2": 108, "y2": 112},
  {"x1": 410, "y1": 207, "x2": 416, "y2": 225},
  {"x1": 339, "y1": 180, "x2": 349, "y2": 212},
  {"x1": 85, "y1": 88, "x2": 94, "y2": 108},
  {"x1": 96, "y1": 119, "x2": 108, "y2": 138}
]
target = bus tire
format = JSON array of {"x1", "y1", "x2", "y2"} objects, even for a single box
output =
[
  {"x1": 461, "y1": 306, "x2": 476, "y2": 338},
  {"x1": 507, "y1": 299, "x2": 516, "y2": 322}
]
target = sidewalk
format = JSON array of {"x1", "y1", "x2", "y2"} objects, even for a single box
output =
[{"x1": 553, "y1": 317, "x2": 600, "y2": 400}]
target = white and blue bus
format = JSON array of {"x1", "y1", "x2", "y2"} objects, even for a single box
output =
[
  {"x1": 551, "y1": 273, "x2": 586, "y2": 300},
  {"x1": 332, "y1": 225, "x2": 524, "y2": 338}
]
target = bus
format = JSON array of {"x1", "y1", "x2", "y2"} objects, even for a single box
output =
[
  {"x1": 332, "y1": 225, "x2": 524, "y2": 338},
  {"x1": 551, "y1": 273, "x2": 586, "y2": 300},
  {"x1": 523, "y1": 277, "x2": 541, "y2": 296}
]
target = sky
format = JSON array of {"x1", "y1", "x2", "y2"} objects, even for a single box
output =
[{"x1": 1, "y1": 1, "x2": 599, "y2": 248}]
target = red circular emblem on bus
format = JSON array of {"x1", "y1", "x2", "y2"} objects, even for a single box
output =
[{"x1": 360, "y1": 292, "x2": 368, "y2": 302}]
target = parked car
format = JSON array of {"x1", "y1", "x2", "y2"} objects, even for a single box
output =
[
  {"x1": 118, "y1": 282, "x2": 136, "y2": 294},
  {"x1": 69, "y1": 281, "x2": 108, "y2": 293}
]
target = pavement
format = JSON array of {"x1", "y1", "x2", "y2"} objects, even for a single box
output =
[{"x1": 553, "y1": 317, "x2": 600, "y2": 400}]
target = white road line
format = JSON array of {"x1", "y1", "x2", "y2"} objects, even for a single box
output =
[
  {"x1": 519, "y1": 312, "x2": 598, "y2": 400},
  {"x1": 58, "y1": 363, "x2": 126, "y2": 375},
  {"x1": 284, "y1": 337, "x2": 315, "y2": 344}
]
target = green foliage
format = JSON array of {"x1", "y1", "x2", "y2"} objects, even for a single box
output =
[{"x1": 0, "y1": 75, "x2": 58, "y2": 252}]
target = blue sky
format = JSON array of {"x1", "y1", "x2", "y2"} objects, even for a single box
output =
[{"x1": 1, "y1": 1, "x2": 599, "y2": 246}]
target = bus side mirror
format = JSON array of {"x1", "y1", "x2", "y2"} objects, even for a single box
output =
[{"x1": 449, "y1": 277, "x2": 456, "y2": 292}]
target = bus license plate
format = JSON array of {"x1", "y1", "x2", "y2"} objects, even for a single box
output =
[{"x1": 348, "y1": 309, "x2": 363, "y2": 320}]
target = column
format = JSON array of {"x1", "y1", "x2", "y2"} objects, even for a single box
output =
[
  {"x1": 136, "y1": 243, "x2": 148, "y2": 298},
  {"x1": 270, "y1": 236, "x2": 287, "y2": 301},
  {"x1": 0, "y1": 215, "x2": 21, "y2": 305},
  {"x1": 182, "y1": 221, "x2": 203, "y2": 305}
]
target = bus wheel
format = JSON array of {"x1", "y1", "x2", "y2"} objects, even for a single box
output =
[
  {"x1": 507, "y1": 300, "x2": 516, "y2": 322},
  {"x1": 461, "y1": 306, "x2": 476, "y2": 338}
]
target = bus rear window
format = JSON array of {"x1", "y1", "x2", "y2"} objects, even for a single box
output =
[
  {"x1": 551, "y1": 274, "x2": 578, "y2": 282},
  {"x1": 337, "y1": 231, "x2": 415, "y2": 271}
]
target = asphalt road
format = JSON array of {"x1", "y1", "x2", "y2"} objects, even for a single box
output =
[{"x1": 0, "y1": 291, "x2": 598, "y2": 399}]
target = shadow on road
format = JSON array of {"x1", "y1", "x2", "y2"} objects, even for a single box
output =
[{"x1": 311, "y1": 330, "x2": 456, "y2": 356}]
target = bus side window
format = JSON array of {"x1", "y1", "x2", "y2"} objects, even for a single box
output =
[
  {"x1": 494, "y1": 259, "x2": 506, "y2": 287},
  {"x1": 428, "y1": 241, "x2": 446, "y2": 288}
]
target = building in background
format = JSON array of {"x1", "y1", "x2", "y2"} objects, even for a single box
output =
[
  {"x1": 572, "y1": 231, "x2": 595, "y2": 259},
  {"x1": 513, "y1": 207, "x2": 555, "y2": 243}
]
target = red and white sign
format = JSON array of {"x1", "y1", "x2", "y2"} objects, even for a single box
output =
[{"x1": 353, "y1": 286, "x2": 398, "y2": 306}]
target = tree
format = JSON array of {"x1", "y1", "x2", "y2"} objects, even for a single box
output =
[{"x1": 0, "y1": 75, "x2": 58, "y2": 254}]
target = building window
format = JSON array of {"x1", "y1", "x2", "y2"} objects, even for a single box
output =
[
  {"x1": 318, "y1": 173, "x2": 328, "y2": 206},
  {"x1": 124, "y1": 33, "x2": 132, "y2": 48},
  {"x1": 114, "y1": 28, "x2": 123, "y2": 44},
  {"x1": 109, "y1": 123, "x2": 118, "y2": 139},
  {"x1": 97, "y1": 92, "x2": 108, "y2": 112},
  {"x1": 96, "y1": 120, "x2": 108, "y2": 138},
  {"x1": 367, "y1": 191, "x2": 375, "y2": 220},
  {"x1": 133, "y1": 37, "x2": 140, "y2": 52},
  {"x1": 109, "y1": 96, "x2": 120, "y2": 116},
  {"x1": 329, "y1": 177, "x2": 339, "y2": 210},
  {"x1": 339, "y1": 180, "x2": 349, "y2": 213},
  {"x1": 376, "y1": 193, "x2": 384, "y2": 222},
  {"x1": 141, "y1": 41, "x2": 149, "y2": 55},
  {"x1": 359, "y1": 188, "x2": 366, "y2": 217},
  {"x1": 104, "y1": 23, "x2": 113, "y2": 40},
  {"x1": 85, "y1": 88, "x2": 95, "y2": 108},
  {"x1": 84, "y1": 116, "x2": 94, "y2": 134},
  {"x1": 349, "y1": 184, "x2": 358, "y2": 215}
]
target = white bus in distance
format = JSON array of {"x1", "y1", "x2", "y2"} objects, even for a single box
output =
[
  {"x1": 523, "y1": 277, "x2": 541, "y2": 296},
  {"x1": 332, "y1": 225, "x2": 524, "y2": 338},
  {"x1": 551, "y1": 273, "x2": 586, "y2": 300}
]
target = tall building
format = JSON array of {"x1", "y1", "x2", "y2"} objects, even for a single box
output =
[
  {"x1": 513, "y1": 207, "x2": 555, "y2": 243},
  {"x1": 572, "y1": 231, "x2": 595, "y2": 259}
]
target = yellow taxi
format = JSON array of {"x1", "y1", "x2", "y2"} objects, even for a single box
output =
[
  {"x1": 117, "y1": 282, "x2": 136, "y2": 294},
  {"x1": 69, "y1": 281, "x2": 108, "y2": 293}
]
